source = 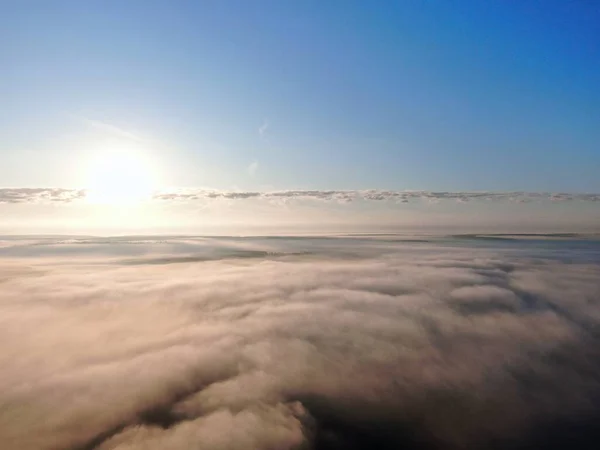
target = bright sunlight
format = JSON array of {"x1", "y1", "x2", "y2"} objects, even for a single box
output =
[{"x1": 85, "y1": 148, "x2": 158, "y2": 204}]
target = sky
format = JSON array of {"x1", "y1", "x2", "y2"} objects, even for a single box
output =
[{"x1": 2, "y1": 0, "x2": 599, "y2": 233}]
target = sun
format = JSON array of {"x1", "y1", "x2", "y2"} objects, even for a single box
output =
[{"x1": 85, "y1": 148, "x2": 158, "y2": 204}]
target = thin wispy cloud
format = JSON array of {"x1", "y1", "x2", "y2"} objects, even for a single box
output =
[
  {"x1": 258, "y1": 119, "x2": 269, "y2": 140},
  {"x1": 80, "y1": 117, "x2": 148, "y2": 143}
]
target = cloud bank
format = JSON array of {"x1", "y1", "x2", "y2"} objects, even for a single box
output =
[
  {"x1": 1, "y1": 236, "x2": 600, "y2": 450},
  {"x1": 151, "y1": 189, "x2": 600, "y2": 204},
  {"x1": 0, "y1": 188, "x2": 86, "y2": 204},
  {"x1": 2, "y1": 187, "x2": 599, "y2": 205}
]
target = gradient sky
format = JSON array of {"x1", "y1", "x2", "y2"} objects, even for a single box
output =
[{"x1": 2, "y1": 1, "x2": 600, "y2": 233}]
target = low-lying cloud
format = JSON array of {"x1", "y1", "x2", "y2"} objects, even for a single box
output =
[
  {"x1": 0, "y1": 188, "x2": 86, "y2": 204},
  {"x1": 2, "y1": 187, "x2": 600, "y2": 204},
  {"x1": 1, "y1": 237, "x2": 600, "y2": 449},
  {"x1": 151, "y1": 189, "x2": 600, "y2": 204}
]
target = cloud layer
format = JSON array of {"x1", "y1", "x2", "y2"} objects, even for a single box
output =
[
  {"x1": 2, "y1": 187, "x2": 600, "y2": 204},
  {"x1": 0, "y1": 188, "x2": 86, "y2": 204},
  {"x1": 1, "y1": 236, "x2": 600, "y2": 450},
  {"x1": 150, "y1": 189, "x2": 600, "y2": 204}
]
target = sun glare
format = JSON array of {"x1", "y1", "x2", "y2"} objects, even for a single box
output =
[{"x1": 86, "y1": 149, "x2": 158, "y2": 204}]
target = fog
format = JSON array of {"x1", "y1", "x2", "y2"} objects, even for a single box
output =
[{"x1": 1, "y1": 235, "x2": 600, "y2": 449}]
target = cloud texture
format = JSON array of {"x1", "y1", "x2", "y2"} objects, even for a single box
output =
[
  {"x1": 1, "y1": 236, "x2": 600, "y2": 449},
  {"x1": 0, "y1": 188, "x2": 86, "y2": 204},
  {"x1": 151, "y1": 189, "x2": 600, "y2": 204},
  {"x1": 2, "y1": 188, "x2": 600, "y2": 204}
]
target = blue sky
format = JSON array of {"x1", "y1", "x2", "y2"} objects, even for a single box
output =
[
  {"x1": 3, "y1": 0, "x2": 599, "y2": 192},
  {"x1": 2, "y1": 1, "x2": 600, "y2": 233}
]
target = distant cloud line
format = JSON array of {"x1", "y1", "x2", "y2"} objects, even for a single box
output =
[
  {"x1": 152, "y1": 189, "x2": 600, "y2": 205},
  {"x1": 1, "y1": 188, "x2": 600, "y2": 204},
  {"x1": 0, "y1": 188, "x2": 86, "y2": 204}
]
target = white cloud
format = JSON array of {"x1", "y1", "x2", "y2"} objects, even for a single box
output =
[{"x1": 1, "y1": 237, "x2": 600, "y2": 449}]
